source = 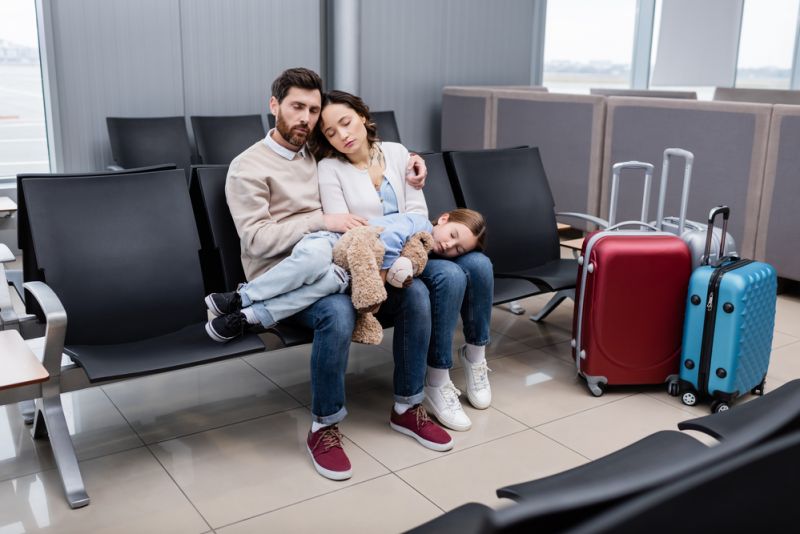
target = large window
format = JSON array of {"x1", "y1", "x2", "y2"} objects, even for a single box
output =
[
  {"x1": 542, "y1": 0, "x2": 637, "y2": 94},
  {"x1": 736, "y1": 0, "x2": 799, "y2": 89},
  {"x1": 0, "y1": 0, "x2": 49, "y2": 179}
]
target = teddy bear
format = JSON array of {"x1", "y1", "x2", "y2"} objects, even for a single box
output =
[{"x1": 332, "y1": 225, "x2": 434, "y2": 345}]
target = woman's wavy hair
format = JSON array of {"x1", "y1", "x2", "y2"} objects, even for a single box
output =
[{"x1": 310, "y1": 90, "x2": 380, "y2": 162}]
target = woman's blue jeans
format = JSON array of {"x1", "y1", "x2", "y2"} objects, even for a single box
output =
[{"x1": 420, "y1": 252, "x2": 494, "y2": 370}]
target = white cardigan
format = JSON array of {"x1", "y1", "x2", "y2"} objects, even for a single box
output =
[{"x1": 318, "y1": 142, "x2": 429, "y2": 219}]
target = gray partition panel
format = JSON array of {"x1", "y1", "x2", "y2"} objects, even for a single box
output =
[
  {"x1": 714, "y1": 87, "x2": 800, "y2": 105},
  {"x1": 602, "y1": 98, "x2": 771, "y2": 257},
  {"x1": 441, "y1": 90, "x2": 493, "y2": 151},
  {"x1": 590, "y1": 88, "x2": 697, "y2": 99},
  {"x1": 493, "y1": 91, "x2": 605, "y2": 224},
  {"x1": 757, "y1": 106, "x2": 800, "y2": 280},
  {"x1": 441, "y1": 86, "x2": 550, "y2": 151}
]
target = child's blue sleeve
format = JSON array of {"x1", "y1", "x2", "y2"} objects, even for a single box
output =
[{"x1": 371, "y1": 213, "x2": 433, "y2": 270}]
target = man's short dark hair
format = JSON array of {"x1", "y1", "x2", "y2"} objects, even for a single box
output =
[{"x1": 271, "y1": 68, "x2": 323, "y2": 103}]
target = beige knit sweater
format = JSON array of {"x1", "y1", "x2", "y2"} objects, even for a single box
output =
[{"x1": 225, "y1": 140, "x2": 325, "y2": 280}]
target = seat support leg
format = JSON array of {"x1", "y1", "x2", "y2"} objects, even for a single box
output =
[
  {"x1": 32, "y1": 380, "x2": 90, "y2": 509},
  {"x1": 18, "y1": 400, "x2": 36, "y2": 425},
  {"x1": 529, "y1": 289, "x2": 574, "y2": 323}
]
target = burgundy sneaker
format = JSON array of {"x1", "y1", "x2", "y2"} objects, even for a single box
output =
[
  {"x1": 306, "y1": 425, "x2": 352, "y2": 481},
  {"x1": 390, "y1": 404, "x2": 454, "y2": 452}
]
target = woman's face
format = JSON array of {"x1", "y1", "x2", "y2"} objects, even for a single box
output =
[{"x1": 319, "y1": 103, "x2": 368, "y2": 158}]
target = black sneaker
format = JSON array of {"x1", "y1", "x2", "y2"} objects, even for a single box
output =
[
  {"x1": 205, "y1": 312, "x2": 246, "y2": 343},
  {"x1": 205, "y1": 291, "x2": 242, "y2": 317}
]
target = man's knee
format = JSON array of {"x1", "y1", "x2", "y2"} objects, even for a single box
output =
[{"x1": 312, "y1": 294, "x2": 356, "y2": 337}]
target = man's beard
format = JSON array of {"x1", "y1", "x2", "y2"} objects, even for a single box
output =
[{"x1": 276, "y1": 114, "x2": 309, "y2": 147}]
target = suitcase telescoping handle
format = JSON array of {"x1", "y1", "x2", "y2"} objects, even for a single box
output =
[
  {"x1": 608, "y1": 161, "x2": 654, "y2": 228},
  {"x1": 656, "y1": 148, "x2": 694, "y2": 234},
  {"x1": 702, "y1": 205, "x2": 731, "y2": 266}
]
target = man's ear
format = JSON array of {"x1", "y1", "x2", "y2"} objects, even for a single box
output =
[
  {"x1": 269, "y1": 96, "x2": 279, "y2": 118},
  {"x1": 437, "y1": 213, "x2": 450, "y2": 226}
]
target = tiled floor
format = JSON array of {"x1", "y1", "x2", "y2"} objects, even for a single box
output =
[{"x1": 1, "y1": 292, "x2": 799, "y2": 533}]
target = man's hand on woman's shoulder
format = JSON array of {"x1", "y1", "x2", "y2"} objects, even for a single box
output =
[
  {"x1": 323, "y1": 213, "x2": 368, "y2": 233},
  {"x1": 406, "y1": 153, "x2": 427, "y2": 190}
]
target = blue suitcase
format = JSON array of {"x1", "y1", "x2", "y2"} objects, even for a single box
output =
[{"x1": 679, "y1": 206, "x2": 777, "y2": 413}]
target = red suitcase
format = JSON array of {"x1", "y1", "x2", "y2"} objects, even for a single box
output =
[{"x1": 572, "y1": 161, "x2": 692, "y2": 396}]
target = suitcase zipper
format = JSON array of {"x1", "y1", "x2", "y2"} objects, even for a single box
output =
[{"x1": 697, "y1": 259, "x2": 753, "y2": 395}]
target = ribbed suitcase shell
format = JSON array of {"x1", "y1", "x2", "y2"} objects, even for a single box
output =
[
  {"x1": 679, "y1": 261, "x2": 777, "y2": 403},
  {"x1": 658, "y1": 217, "x2": 737, "y2": 269},
  {"x1": 572, "y1": 231, "x2": 692, "y2": 394}
]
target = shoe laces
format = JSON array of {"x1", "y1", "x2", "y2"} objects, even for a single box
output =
[
  {"x1": 222, "y1": 312, "x2": 244, "y2": 331},
  {"x1": 316, "y1": 426, "x2": 344, "y2": 452},
  {"x1": 411, "y1": 405, "x2": 433, "y2": 429},
  {"x1": 440, "y1": 382, "x2": 463, "y2": 410},
  {"x1": 468, "y1": 361, "x2": 492, "y2": 390}
]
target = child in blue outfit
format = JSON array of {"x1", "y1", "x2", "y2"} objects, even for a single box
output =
[{"x1": 204, "y1": 208, "x2": 485, "y2": 342}]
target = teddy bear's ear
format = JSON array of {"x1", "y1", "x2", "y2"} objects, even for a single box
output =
[{"x1": 414, "y1": 231, "x2": 434, "y2": 253}]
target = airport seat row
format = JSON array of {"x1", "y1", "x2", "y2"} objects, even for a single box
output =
[
  {"x1": 406, "y1": 378, "x2": 800, "y2": 533},
  {"x1": 441, "y1": 86, "x2": 800, "y2": 282},
  {"x1": 106, "y1": 110, "x2": 402, "y2": 173},
  {"x1": 1, "y1": 142, "x2": 575, "y2": 508}
]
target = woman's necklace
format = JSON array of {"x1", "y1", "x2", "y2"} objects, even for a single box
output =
[{"x1": 367, "y1": 145, "x2": 386, "y2": 191}]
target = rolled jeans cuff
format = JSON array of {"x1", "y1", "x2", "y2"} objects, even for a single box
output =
[
  {"x1": 312, "y1": 406, "x2": 348, "y2": 425},
  {"x1": 250, "y1": 304, "x2": 276, "y2": 329},
  {"x1": 396, "y1": 390, "x2": 425, "y2": 406}
]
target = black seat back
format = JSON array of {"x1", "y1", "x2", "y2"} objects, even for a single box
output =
[
  {"x1": 17, "y1": 164, "x2": 177, "y2": 316},
  {"x1": 22, "y1": 169, "x2": 206, "y2": 345},
  {"x1": 106, "y1": 116, "x2": 195, "y2": 173},
  {"x1": 267, "y1": 110, "x2": 401, "y2": 143},
  {"x1": 447, "y1": 147, "x2": 560, "y2": 273},
  {"x1": 420, "y1": 152, "x2": 460, "y2": 219},
  {"x1": 191, "y1": 115, "x2": 265, "y2": 165},
  {"x1": 189, "y1": 165, "x2": 246, "y2": 293},
  {"x1": 563, "y1": 431, "x2": 800, "y2": 533},
  {"x1": 372, "y1": 110, "x2": 401, "y2": 143}
]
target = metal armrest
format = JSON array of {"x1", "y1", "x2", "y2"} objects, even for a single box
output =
[
  {"x1": 22, "y1": 281, "x2": 66, "y2": 376},
  {"x1": 556, "y1": 211, "x2": 609, "y2": 229}
]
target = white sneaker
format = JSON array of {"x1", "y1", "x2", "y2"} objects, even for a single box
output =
[
  {"x1": 423, "y1": 381, "x2": 472, "y2": 431},
  {"x1": 460, "y1": 345, "x2": 492, "y2": 409}
]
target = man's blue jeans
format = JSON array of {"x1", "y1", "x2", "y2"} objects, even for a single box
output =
[
  {"x1": 420, "y1": 252, "x2": 494, "y2": 370},
  {"x1": 285, "y1": 279, "x2": 430, "y2": 425}
]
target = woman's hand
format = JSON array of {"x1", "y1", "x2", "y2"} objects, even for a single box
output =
[
  {"x1": 323, "y1": 213, "x2": 368, "y2": 232},
  {"x1": 405, "y1": 153, "x2": 427, "y2": 190}
]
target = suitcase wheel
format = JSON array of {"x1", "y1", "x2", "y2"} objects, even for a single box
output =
[
  {"x1": 681, "y1": 392, "x2": 697, "y2": 406},
  {"x1": 588, "y1": 382, "x2": 606, "y2": 397},
  {"x1": 667, "y1": 379, "x2": 679, "y2": 397},
  {"x1": 710, "y1": 400, "x2": 730, "y2": 414},
  {"x1": 751, "y1": 378, "x2": 766, "y2": 396}
]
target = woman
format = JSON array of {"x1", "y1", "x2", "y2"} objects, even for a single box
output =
[{"x1": 312, "y1": 90, "x2": 494, "y2": 432}]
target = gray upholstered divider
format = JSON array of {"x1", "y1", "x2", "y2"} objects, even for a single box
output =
[
  {"x1": 441, "y1": 86, "x2": 548, "y2": 150},
  {"x1": 441, "y1": 87, "x2": 495, "y2": 151},
  {"x1": 590, "y1": 88, "x2": 697, "y2": 99},
  {"x1": 756, "y1": 105, "x2": 800, "y2": 281},
  {"x1": 713, "y1": 87, "x2": 800, "y2": 105},
  {"x1": 601, "y1": 97, "x2": 772, "y2": 257},
  {"x1": 492, "y1": 90, "x2": 606, "y2": 223}
]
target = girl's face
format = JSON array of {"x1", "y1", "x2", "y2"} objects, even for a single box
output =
[
  {"x1": 431, "y1": 214, "x2": 479, "y2": 258},
  {"x1": 319, "y1": 103, "x2": 368, "y2": 158}
]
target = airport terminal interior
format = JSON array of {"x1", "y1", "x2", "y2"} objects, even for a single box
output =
[{"x1": 1, "y1": 0, "x2": 800, "y2": 532}]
